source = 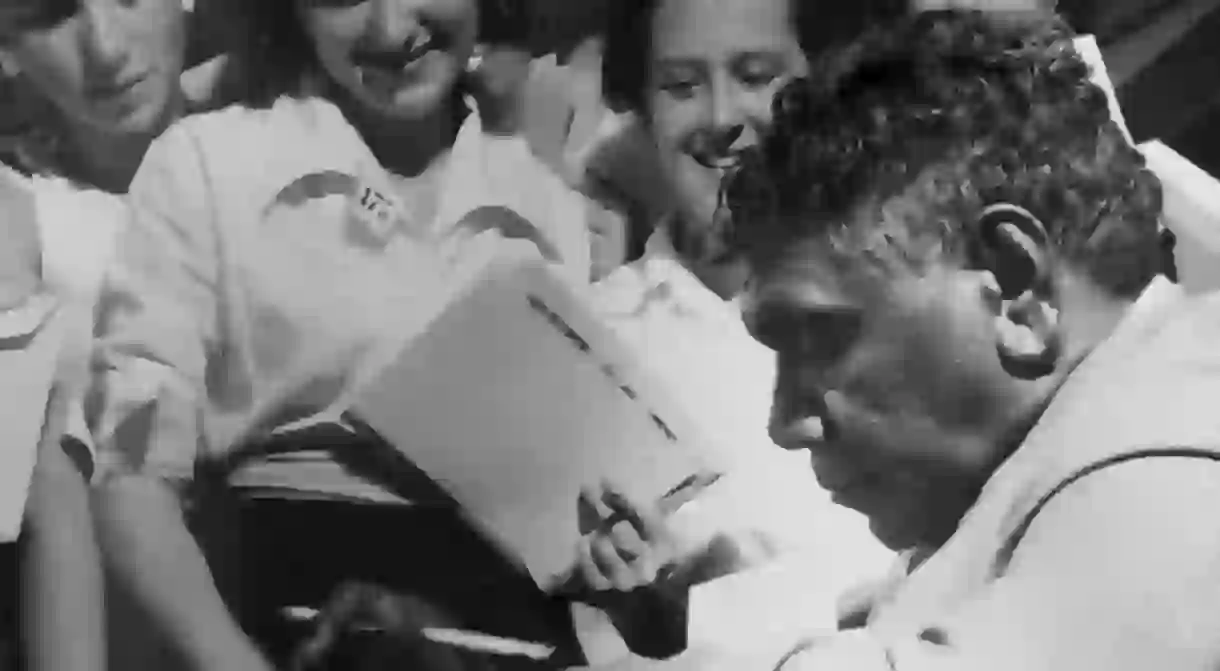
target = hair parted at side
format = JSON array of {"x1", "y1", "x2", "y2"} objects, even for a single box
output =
[
  {"x1": 727, "y1": 10, "x2": 1166, "y2": 298},
  {"x1": 601, "y1": 0, "x2": 908, "y2": 115}
]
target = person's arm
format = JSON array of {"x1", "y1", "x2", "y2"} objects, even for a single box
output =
[
  {"x1": 88, "y1": 125, "x2": 272, "y2": 671},
  {"x1": 776, "y1": 455, "x2": 1220, "y2": 670},
  {"x1": 21, "y1": 386, "x2": 103, "y2": 671},
  {"x1": 563, "y1": 480, "x2": 771, "y2": 658}
]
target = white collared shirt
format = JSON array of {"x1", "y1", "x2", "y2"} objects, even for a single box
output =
[{"x1": 89, "y1": 95, "x2": 591, "y2": 503}]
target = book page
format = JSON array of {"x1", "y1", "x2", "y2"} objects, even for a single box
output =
[{"x1": 348, "y1": 256, "x2": 717, "y2": 583}]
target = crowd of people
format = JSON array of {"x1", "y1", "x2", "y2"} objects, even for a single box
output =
[{"x1": 0, "y1": 0, "x2": 1216, "y2": 670}]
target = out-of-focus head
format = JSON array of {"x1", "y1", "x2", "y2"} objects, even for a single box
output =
[
  {"x1": 227, "y1": 0, "x2": 479, "y2": 119},
  {"x1": 728, "y1": 11, "x2": 1165, "y2": 550},
  {"x1": 601, "y1": 0, "x2": 904, "y2": 248},
  {"x1": 0, "y1": 0, "x2": 186, "y2": 138}
]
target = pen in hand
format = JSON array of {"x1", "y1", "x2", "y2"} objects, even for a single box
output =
[{"x1": 550, "y1": 470, "x2": 724, "y2": 597}]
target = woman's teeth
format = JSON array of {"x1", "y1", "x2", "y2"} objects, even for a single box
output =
[
  {"x1": 356, "y1": 32, "x2": 436, "y2": 74},
  {"x1": 403, "y1": 33, "x2": 434, "y2": 61},
  {"x1": 693, "y1": 154, "x2": 740, "y2": 171}
]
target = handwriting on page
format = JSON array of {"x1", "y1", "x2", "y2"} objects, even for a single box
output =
[{"x1": 527, "y1": 295, "x2": 679, "y2": 444}]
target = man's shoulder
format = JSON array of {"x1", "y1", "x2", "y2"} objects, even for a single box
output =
[{"x1": 984, "y1": 279, "x2": 1220, "y2": 555}]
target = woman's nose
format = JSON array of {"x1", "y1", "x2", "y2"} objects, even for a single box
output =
[
  {"x1": 368, "y1": 0, "x2": 423, "y2": 48},
  {"x1": 708, "y1": 74, "x2": 747, "y2": 133},
  {"x1": 80, "y1": 2, "x2": 132, "y2": 74}
]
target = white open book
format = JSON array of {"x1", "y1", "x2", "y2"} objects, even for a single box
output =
[{"x1": 347, "y1": 253, "x2": 716, "y2": 584}]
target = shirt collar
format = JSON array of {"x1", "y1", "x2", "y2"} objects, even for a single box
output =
[
  {"x1": 629, "y1": 223, "x2": 750, "y2": 329},
  {"x1": 1106, "y1": 275, "x2": 1183, "y2": 343}
]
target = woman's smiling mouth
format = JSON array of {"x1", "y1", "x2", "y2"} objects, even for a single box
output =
[{"x1": 353, "y1": 30, "x2": 446, "y2": 87}]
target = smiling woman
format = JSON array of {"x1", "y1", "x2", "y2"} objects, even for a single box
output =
[
  {"x1": 596, "y1": 0, "x2": 906, "y2": 299},
  {"x1": 85, "y1": 1, "x2": 597, "y2": 669}
]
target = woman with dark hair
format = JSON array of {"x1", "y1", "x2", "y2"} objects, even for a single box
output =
[{"x1": 87, "y1": 1, "x2": 595, "y2": 669}]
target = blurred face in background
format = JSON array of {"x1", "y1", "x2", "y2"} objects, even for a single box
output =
[
  {"x1": 297, "y1": 0, "x2": 479, "y2": 121},
  {"x1": 0, "y1": 0, "x2": 186, "y2": 139},
  {"x1": 645, "y1": 0, "x2": 807, "y2": 235}
]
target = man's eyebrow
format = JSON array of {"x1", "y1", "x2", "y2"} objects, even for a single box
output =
[
  {"x1": 651, "y1": 56, "x2": 705, "y2": 71},
  {"x1": 730, "y1": 50, "x2": 790, "y2": 65}
]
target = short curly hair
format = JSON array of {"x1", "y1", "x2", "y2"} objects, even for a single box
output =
[
  {"x1": 727, "y1": 10, "x2": 1166, "y2": 299},
  {"x1": 601, "y1": 0, "x2": 908, "y2": 115}
]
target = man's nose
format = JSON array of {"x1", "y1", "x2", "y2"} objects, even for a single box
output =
[
  {"x1": 769, "y1": 380, "x2": 832, "y2": 452},
  {"x1": 80, "y1": 1, "x2": 132, "y2": 75}
]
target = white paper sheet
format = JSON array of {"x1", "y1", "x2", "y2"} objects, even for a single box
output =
[{"x1": 348, "y1": 255, "x2": 716, "y2": 584}]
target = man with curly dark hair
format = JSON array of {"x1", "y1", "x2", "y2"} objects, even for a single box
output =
[{"x1": 568, "y1": 9, "x2": 1220, "y2": 671}]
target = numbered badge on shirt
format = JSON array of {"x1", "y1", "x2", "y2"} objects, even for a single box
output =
[
  {"x1": 267, "y1": 170, "x2": 411, "y2": 254},
  {"x1": 346, "y1": 184, "x2": 406, "y2": 252}
]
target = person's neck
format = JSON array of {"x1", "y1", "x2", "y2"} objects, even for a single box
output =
[
  {"x1": 1054, "y1": 271, "x2": 1137, "y2": 365},
  {"x1": 669, "y1": 211, "x2": 750, "y2": 300},
  {"x1": 62, "y1": 91, "x2": 184, "y2": 193},
  {"x1": 341, "y1": 93, "x2": 464, "y2": 179}
]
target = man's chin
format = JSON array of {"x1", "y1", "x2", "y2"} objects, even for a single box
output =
[{"x1": 867, "y1": 511, "x2": 924, "y2": 552}]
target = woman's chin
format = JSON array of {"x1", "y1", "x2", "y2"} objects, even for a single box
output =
[{"x1": 347, "y1": 64, "x2": 461, "y2": 121}]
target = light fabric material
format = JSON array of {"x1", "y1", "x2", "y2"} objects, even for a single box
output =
[
  {"x1": 0, "y1": 166, "x2": 58, "y2": 539},
  {"x1": 89, "y1": 96, "x2": 590, "y2": 503},
  {"x1": 32, "y1": 175, "x2": 131, "y2": 458},
  {"x1": 0, "y1": 166, "x2": 42, "y2": 314},
  {"x1": 773, "y1": 277, "x2": 1220, "y2": 670},
  {"x1": 0, "y1": 166, "x2": 128, "y2": 537},
  {"x1": 430, "y1": 102, "x2": 592, "y2": 282},
  {"x1": 590, "y1": 224, "x2": 895, "y2": 605}
]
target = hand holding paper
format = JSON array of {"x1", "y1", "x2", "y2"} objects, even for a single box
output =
[{"x1": 572, "y1": 473, "x2": 724, "y2": 594}]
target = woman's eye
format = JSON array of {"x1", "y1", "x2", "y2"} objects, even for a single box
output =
[
  {"x1": 740, "y1": 72, "x2": 780, "y2": 89},
  {"x1": 301, "y1": 0, "x2": 368, "y2": 8},
  {"x1": 658, "y1": 79, "x2": 699, "y2": 100},
  {"x1": 734, "y1": 55, "x2": 788, "y2": 90}
]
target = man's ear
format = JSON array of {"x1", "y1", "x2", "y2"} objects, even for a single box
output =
[
  {"x1": 976, "y1": 204, "x2": 1060, "y2": 378},
  {"x1": 976, "y1": 203, "x2": 1048, "y2": 298}
]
